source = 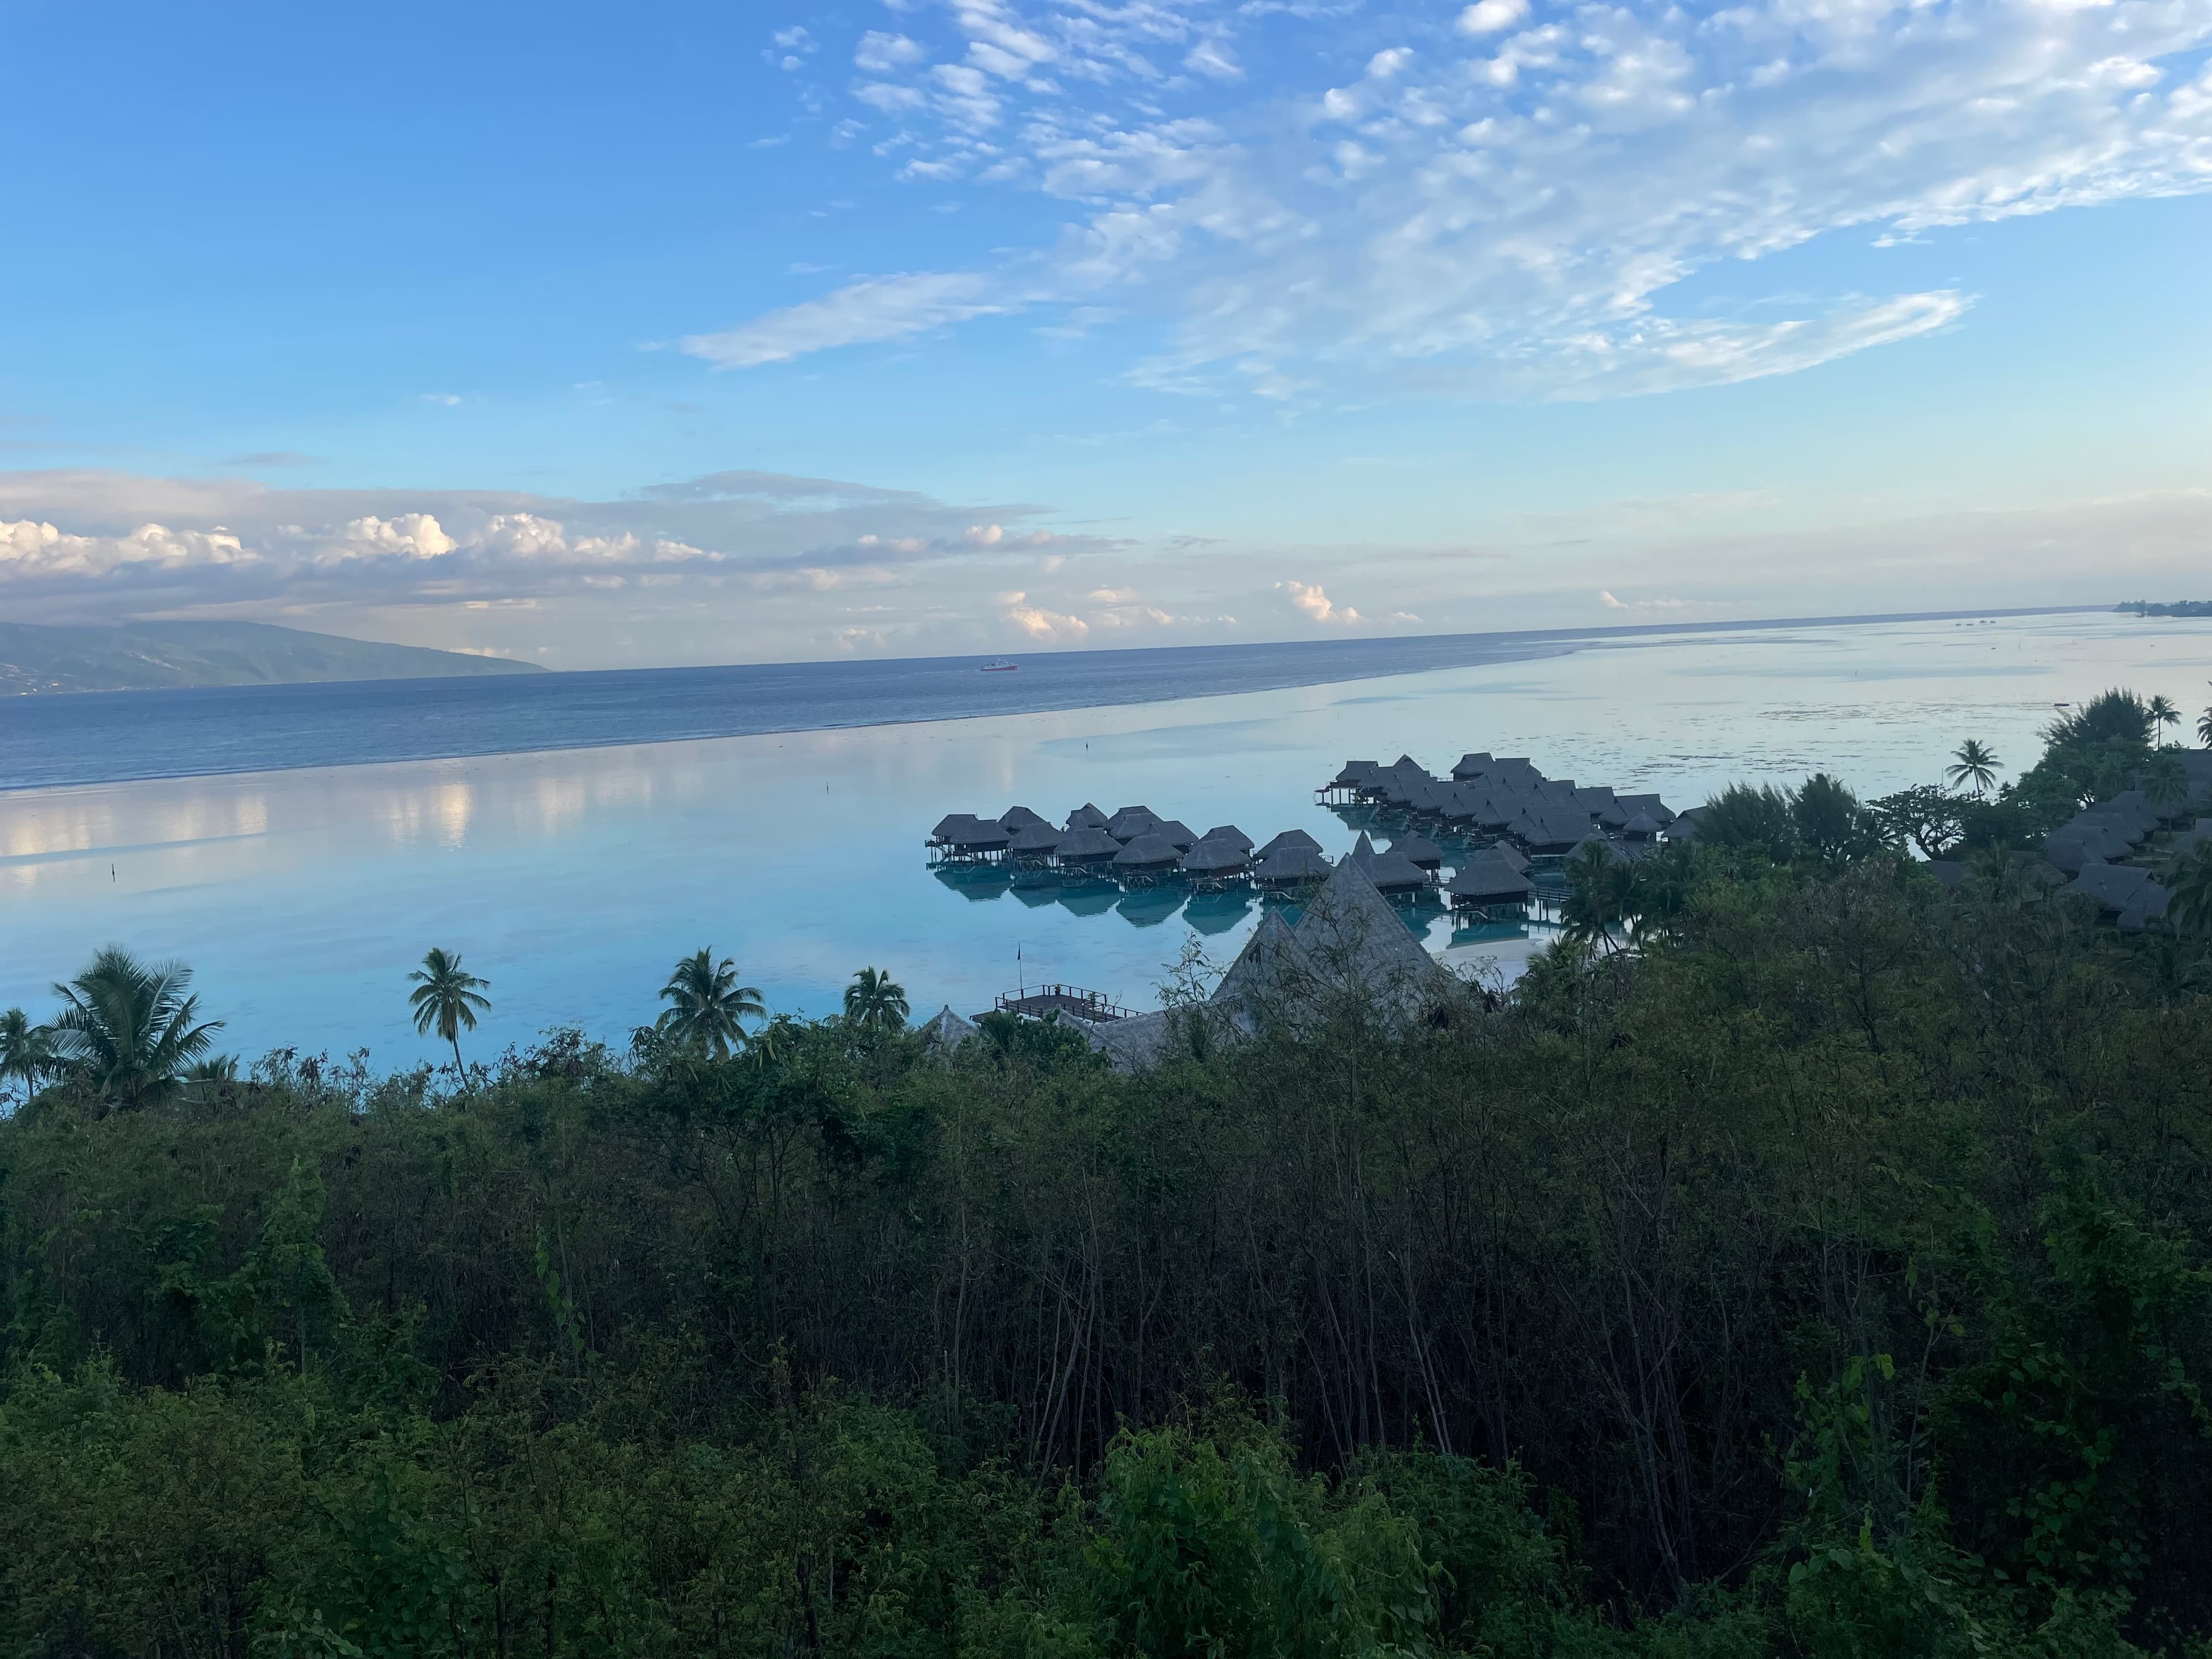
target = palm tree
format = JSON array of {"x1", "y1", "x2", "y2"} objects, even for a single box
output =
[
  {"x1": 47, "y1": 948, "x2": 223, "y2": 1110},
  {"x1": 657, "y1": 949, "x2": 763, "y2": 1059},
  {"x1": 844, "y1": 967, "x2": 910, "y2": 1032},
  {"x1": 2169, "y1": 844, "x2": 2212, "y2": 937},
  {"x1": 2149, "y1": 694, "x2": 2181, "y2": 737},
  {"x1": 2143, "y1": 752, "x2": 2191, "y2": 817},
  {"x1": 0, "y1": 1007, "x2": 58, "y2": 1104},
  {"x1": 408, "y1": 948, "x2": 491, "y2": 1071},
  {"x1": 1945, "y1": 738, "x2": 1999, "y2": 797},
  {"x1": 2198, "y1": 688, "x2": 2212, "y2": 748}
]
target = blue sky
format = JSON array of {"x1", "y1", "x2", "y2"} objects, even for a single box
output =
[{"x1": 3, "y1": 0, "x2": 2210, "y2": 667}]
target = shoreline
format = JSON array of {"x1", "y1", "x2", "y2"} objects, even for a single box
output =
[{"x1": 0, "y1": 604, "x2": 2106, "y2": 794}]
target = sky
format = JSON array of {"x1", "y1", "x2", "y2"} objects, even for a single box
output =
[{"x1": 2, "y1": 0, "x2": 2209, "y2": 669}]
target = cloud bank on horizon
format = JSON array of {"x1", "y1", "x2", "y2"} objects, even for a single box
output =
[{"x1": 687, "y1": 0, "x2": 2212, "y2": 399}]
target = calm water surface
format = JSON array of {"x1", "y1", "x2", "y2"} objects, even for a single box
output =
[{"x1": 3, "y1": 611, "x2": 2207, "y2": 1066}]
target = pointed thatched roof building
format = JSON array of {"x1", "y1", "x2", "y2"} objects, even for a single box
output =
[
  {"x1": 1066, "y1": 803, "x2": 1111, "y2": 832},
  {"x1": 920, "y1": 1005, "x2": 979, "y2": 1049},
  {"x1": 1198, "y1": 825, "x2": 1255, "y2": 852},
  {"x1": 1001, "y1": 805, "x2": 1052, "y2": 834},
  {"x1": 1107, "y1": 805, "x2": 1161, "y2": 840}
]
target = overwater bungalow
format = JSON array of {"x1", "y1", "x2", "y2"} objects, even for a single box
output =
[
  {"x1": 1112, "y1": 832, "x2": 1184, "y2": 884},
  {"x1": 1152, "y1": 819, "x2": 1200, "y2": 850},
  {"x1": 1106, "y1": 805, "x2": 1161, "y2": 840},
  {"x1": 1005, "y1": 821, "x2": 1063, "y2": 863},
  {"x1": 1389, "y1": 834, "x2": 1444, "y2": 872},
  {"x1": 1450, "y1": 752, "x2": 1494, "y2": 780},
  {"x1": 1615, "y1": 792, "x2": 1676, "y2": 825},
  {"x1": 1255, "y1": 828, "x2": 1323, "y2": 860},
  {"x1": 931, "y1": 815, "x2": 1013, "y2": 862},
  {"x1": 1054, "y1": 827, "x2": 1122, "y2": 871},
  {"x1": 1620, "y1": 811, "x2": 1665, "y2": 843},
  {"x1": 1179, "y1": 838, "x2": 1249, "y2": 889},
  {"x1": 1350, "y1": 831, "x2": 1431, "y2": 895},
  {"x1": 1001, "y1": 805, "x2": 1053, "y2": 834},
  {"x1": 1199, "y1": 824, "x2": 1255, "y2": 853},
  {"x1": 1254, "y1": 844, "x2": 1332, "y2": 892},
  {"x1": 1448, "y1": 852, "x2": 1534, "y2": 914},
  {"x1": 1066, "y1": 803, "x2": 1111, "y2": 832},
  {"x1": 1322, "y1": 760, "x2": 1381, "y2": 801},
  {"x1": 1507, "y1": 809, "x2": 1590, "y2": 857}
]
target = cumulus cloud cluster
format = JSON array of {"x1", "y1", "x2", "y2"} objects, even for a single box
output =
[
  {"x1": 0, "y1": 468, "x2": 1093, "y2": 613},
  {"x1": 692, "y1": 0, "x2": 2212, "y2": 397}
]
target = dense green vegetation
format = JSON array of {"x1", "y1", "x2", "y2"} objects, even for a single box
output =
[{"x1": 5, "y1": 705, "x2": 2212, "y2": 1655}]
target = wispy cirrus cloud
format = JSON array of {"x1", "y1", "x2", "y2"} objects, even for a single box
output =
[{"x1": 698, "y1": 0, "x2": 2212, "y2": 399}]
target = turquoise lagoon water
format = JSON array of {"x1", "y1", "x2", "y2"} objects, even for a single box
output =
[{"x1": 3, "y1": 610, "x2": 2208, "y2": 1067}]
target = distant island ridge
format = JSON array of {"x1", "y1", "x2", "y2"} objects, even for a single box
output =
[
  {"x1": 0, "y1": 620, "x2": 546, "y2": 696},
  {"x1": 0, "y1": 604, "x2": 2146, "y2": 699}
]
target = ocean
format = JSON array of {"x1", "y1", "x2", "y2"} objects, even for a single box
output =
[{"x1": 3, "y1": 608, "x2": 2206, "y2": 1069}]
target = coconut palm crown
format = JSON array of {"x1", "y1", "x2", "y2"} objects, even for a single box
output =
[
  {"x1": 0, "y1": 1007, "x2": 60, "y2": 1105},
  {"x1": 1945, "y1": 738, "x2": 2000, "y2": 797},
  {"x1": 657, "y1": 949, "x2": 763, "y2": 1058},
  {"x1": 408, "y1": 948, "x2": 492, "y2": 1070},
  {"x1": 47, "y1": 948, "x2": 223, "y2": 1110},
  {"x1": 844, "y1": 967, "x2": 910, "y2": 1032}
]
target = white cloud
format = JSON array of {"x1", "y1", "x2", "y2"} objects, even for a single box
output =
[
  {"x1": 1457, "y1": 0, "x2": 1529, "y2": 35},
  {"x1": 681, "y1": 271, "x2": 1012, "y2": 367},
  {"x1": 341, "y1": 513, "x2": 456, "y2": 560},
  {"x1": 855, "y1": 30, "x2": 927, "y2": 73},
  {"x1": 1000, "y1": 589, "x2": 1090, "y2": 639},
  {"x1": 727, "y1": 0, "x2": 2212, "y2": 400},
  {"x1": 1282, "y1": 579, "x2": 1361, "y2": 626}
]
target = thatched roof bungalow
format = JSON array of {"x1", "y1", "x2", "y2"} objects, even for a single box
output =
[
  {"x1": 1389, "y1": 834, "x2": 1444, "y2": 872},
  {"x1": 1448, "y1": 853, "x2": 1533, "y2": 907},
  {"x1": 1106, "y1": 805, "x2": 1161, "y2": 840},
  {"x1": 1255, "y1": 828, "x2": 1323, "y2": 860},
  {"x1": 1112, "y1": 832, "x2": 1183, "y2": 872},
  {"x1": 1253, "y1": 845, "x2": 1332, "y2": 891},
  {"x1": 1199, "y1": 825, "x2": 1255, "y2": 853},
  {"x1": 1055, "y1": 827, "x2": 1122, "y2": 867},
  {"x1": 1066, "y1": 803, "x2": 1111, "y2": 832}
]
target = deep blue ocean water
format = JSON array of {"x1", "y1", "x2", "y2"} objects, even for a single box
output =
[{"x1": 0, "y1": 609, "x2": 2075, "y2": 791}]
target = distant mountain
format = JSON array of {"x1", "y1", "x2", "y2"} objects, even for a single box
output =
[{"x1": 0, "y1": 620, "x2": 548, "y2": 695}]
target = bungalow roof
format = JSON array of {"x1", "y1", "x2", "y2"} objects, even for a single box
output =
[
  {"x1": 1055, "y1": 827, "x2": 1121, "y2": 862},
  {"x1": 1065, "y1": 803, "x2": 1111, "y2": 831},
  {"x1": 1152, "y1": 819, "x2": 1199, "y2": 849},
  {"x1": 1255, "y1": 828, "x2": 1324, "y2": 859},
  {"x1": 1180, "y1": 839, "x2": 1249, "y2": 873},
  {"x1": 1451, "y1": 752, "x2": 1495, "y2": 779},
  {"x1": 1389, "y1": 834, "x2": 1445, "y2": 870},
  {"x1": 1447, "y1": 854, "x2": 1532, "y2": 902},
  {"x1": 1199, "y1": 824, "x2": 1256, "y2": 852},
  {"x1": 1007, "y1": 822, "x2": 1063, "y2": 853},
  {"x1": 1113, "y1": 832, "x2": 1183, "y2": 869},
  {"x1": 1001, "y1": 805, "x2": 1052, "y2": 833}
]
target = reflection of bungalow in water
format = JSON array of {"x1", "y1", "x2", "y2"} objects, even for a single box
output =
[
  {"x1": 1118, "y1": 885, "x2": 1186, "y2": 926},
  {"x1": 1183, "y1": 888, "x2": 1255, "y2": 935}
]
